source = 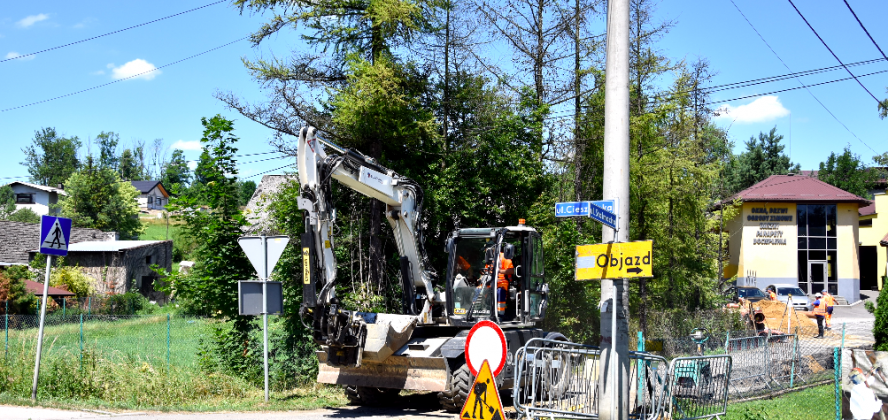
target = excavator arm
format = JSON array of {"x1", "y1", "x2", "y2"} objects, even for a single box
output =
[{"x1": 296, "y1": 127, "x2": 439, "y2": 365}]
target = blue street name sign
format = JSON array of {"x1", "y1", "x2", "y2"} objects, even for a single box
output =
[
  {"x1": 589, "y1": 199, "x2": 616, "y2": 214},
  {"x1": 555, "y1": 202, "x2": 591, "y2": 217},
  {"x1": 39, "y1": 215, "x2": 72, "y2": 257},
  {"x1": 590, "y1": 205, "x2": 618, "y2": 231}
]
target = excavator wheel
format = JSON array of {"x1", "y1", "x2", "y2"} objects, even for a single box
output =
[
  {"x1": 438, "y1": 363, "x2": 472, "y2": 412},
  {"x1": 344, "y1": 385, "x2": 399, "y2": 406}
]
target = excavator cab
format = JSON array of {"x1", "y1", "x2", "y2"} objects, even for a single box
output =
[{"x1": 444, "y1": 222, "x2": 547, "y2": 328}]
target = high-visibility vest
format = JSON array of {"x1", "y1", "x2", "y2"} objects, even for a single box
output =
[
  {"x1": 823, "y1": 293, "x2": 836, "y2": 307},
  {"x1": 768, "y1": 291, "x2": 776, "y2": 301},
  {"x1": 813, "y1": 300, "x2": 827, "y2": 315}
]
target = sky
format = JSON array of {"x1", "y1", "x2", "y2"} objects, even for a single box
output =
[{"x1": 1, "y1": 0, "x2": 887, "y2": 186}]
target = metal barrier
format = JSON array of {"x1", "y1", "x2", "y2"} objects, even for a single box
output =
[
  {"x1": 725, "y1": 334, "x2": 771, "y2": 398},
  {"x1": 628, "y1": 351, "x2": 669, "y2": 420},
  {"x1": 513, "y1": 338, "x2": 602, "y2": 419},
  {"x1": 667, "y1": 355, "x2": 732, "y2": 420}
]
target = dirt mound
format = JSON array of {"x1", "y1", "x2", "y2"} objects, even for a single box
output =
[{"x1": 751, "y1": 300, "x2": 817, "y2": 329}]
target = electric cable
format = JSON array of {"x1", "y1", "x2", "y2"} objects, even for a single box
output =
[
  {"x1": 842, "y1": 0, "x2": 888, "y2": 63},
  {"x1": 236, "y1": 155, "x2": 288, "y2": 165},
  {"x1": 1, "y1": 36, "x2": 249, "y2": 113},
  {"x1": 728, "y1": 0, "x2": 876, "y2": 154},
  {"x1": 0, "y1": 1, "x2": 227, "y2": 64},
  {"x1": 787, "y1": 0, "x2": 880, "y2": 103},
  {"x1": 245, "y1": 164, "x2": 295, "y2": 179}
]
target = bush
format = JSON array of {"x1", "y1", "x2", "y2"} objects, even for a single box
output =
[
  {"x1": 104, "y1": 292, "x2": 155, "y2": 315},
  {"x1": 7, "y1": 208, "x2": 40, "y2": 223},
  {"x1": 50, "y1": 266, "x2": 95, "y2": 298},
  {"x1": 866, "y1": 300, "x2": 876, "y2": 314},
  {"x1": 874, "y1": 284, "x2": 888, "y2": 351},
  {"x1": 0, "y1": 266, "x2": 37, "y2": 314}
]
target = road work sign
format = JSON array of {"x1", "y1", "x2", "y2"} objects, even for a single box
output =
[
  {"x1": 575, "y1": 240, "x2": 653, "y2": 280},
  {"x1": 459, "y1": 359, "x2": 505, "y2": 420},
  {"x1": 39, "y1": 216, "x2": 71, "y2": 256}
]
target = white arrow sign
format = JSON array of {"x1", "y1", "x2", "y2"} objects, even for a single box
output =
[{"x1": 238, "y1": 235, "x2": 290, "y2": 279}]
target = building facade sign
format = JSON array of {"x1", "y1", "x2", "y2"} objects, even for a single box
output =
[{"x1": 751, "y1": 207, "x2": 792, "y2": 245}]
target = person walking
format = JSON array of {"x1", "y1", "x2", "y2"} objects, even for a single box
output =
[
  {"x1": 822, "y1": 289, "x2": 836, "y2": 330},
  {"x1": 767, "y1": 287, "x2": 777, "y2": 301},
  {"x1": 812, "y1": 293, "x2": 826, "y2": 338}
]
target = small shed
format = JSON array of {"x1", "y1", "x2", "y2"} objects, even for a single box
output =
[
  {"x1": 24, "y1": 280, "x2": 75, "y2": 305},
  {"x1": 29, "y1": 240, "x2": 173, "y2": 302}
]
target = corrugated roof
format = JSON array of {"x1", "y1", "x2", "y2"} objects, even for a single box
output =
[
  {"x1": 66, "y1": 240, "x2": 167, "y2": 252},
  {"x1": 721, "y1": 175, "x2": 871, "y2": 207},
  {"x1": 881, "y1": 232, "x2": 888, "y2": 247},
  {"x1": 5, "y1": 181, "x2": 67, "y2": 196},
  {"x1": 24, "y1": 280, "x2": 75, "y2": 297},
  {"x1": 0, "y1": 220, "x2": 115, "y2": 264}
]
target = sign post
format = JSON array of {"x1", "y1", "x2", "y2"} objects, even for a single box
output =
[
  {"x1": 461, "y1": 320, "x2": 507, "y2": 420},
  {"x1": 32, "y1": 215, "x2": 72, "y2": 400},
  {"x1": 238, "y1": 235, "x2": 289, "y2": 402}
]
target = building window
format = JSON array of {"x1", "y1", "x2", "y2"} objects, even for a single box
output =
[
  {"x1": 860, "y1": 219, "x2": 873, "y2": 227},
  {"x1": 15, "y1": 193, "x2": 33, "y2": 204},
  {"x1": 797, "y1": 204, "x2": 837, "y2": 295},
  {"x1": 148, "y1": 196, "x2": 154, "y2": 205},
  {"x1": 146, "y1": 256, "x2": 152, "y2": 265}
]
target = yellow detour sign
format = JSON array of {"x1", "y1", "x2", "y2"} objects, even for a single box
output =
[
  {"x1": 575, "y1": 240, "x2": 653, "y2": 280},
  {"x1": 459, "y1": 360, "x2": 505, "y2": 420}
]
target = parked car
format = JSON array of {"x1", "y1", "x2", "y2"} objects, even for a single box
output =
[
  {"x1": 724, "y1": 286, "x2": 768, "y2": 304},
  {"x1": 765, "y1": 283, "x2": 811, "y2": 311}
]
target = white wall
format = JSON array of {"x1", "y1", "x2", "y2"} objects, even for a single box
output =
[{"x1": 10, "y1": 185, "x2": 53, "y2": 215}]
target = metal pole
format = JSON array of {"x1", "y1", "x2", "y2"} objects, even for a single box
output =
[
  {"x1": 5, "y1": 300, "x2": 8, "y2": 359},
  {"x1": 636, "y1": 331, "x2": 644, "y2": 407},
  {"x1": 790, "y1": 334, "x2": 797, "y2": 388},
  {"x1": 841, "y1": 323, "x2": 845, "y2": 349},
  {"x1": 63, "y1": 298, "x2": 65, "y2": 317},
  {"x1": 600, "y1": 0, "x2": 630, "y2": 417},
  {"x1": 834, "y1": 347, "x2": 841, "y2": 420},
  {"x1": 262, "y1": 235, "x2": 269, "y2": 402},
  {"x1": 79, "y1": 314, "x2": 83, "y2": 369},
  {"x1": 167, "y1": 314, "x2": 171, "y2": 365},
  {"x1": 88, "y1": 297, "x2": 91, "y2": 316},
  {"x1": 31, "y1": 255, "x2": 53, "y2": 400}
]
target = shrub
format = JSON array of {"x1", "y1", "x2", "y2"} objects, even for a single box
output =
[
  {"x1": 0, "y1": 266, "x2": 37, "y2": 314},
  {"x1": 873, "y1": 285, "x2": 888, "y2": 351},
  {"x1": 50, "y1": 266, "x2": 95, "y2": 298},
  {"x1": 866, "y1": 300, "x2": 876, "y2": 314},
  {"x1": 104, "y1": 292, "x2": 154, "y2": 315},
  {"x1": 7, "y1": 208, "x2": 40, "y2": 223}
]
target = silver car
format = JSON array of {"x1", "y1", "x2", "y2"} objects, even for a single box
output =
[{"x1": 765, "y1": 283, "x2": 811, "y2": 311}]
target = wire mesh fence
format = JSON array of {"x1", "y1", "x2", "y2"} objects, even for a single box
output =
[
  {"x1": 3, "y1": 314, "x2": 208, "y2": 369},
  {"x1": 1, "y1": 296, "x2": 153, "y2": 316}
]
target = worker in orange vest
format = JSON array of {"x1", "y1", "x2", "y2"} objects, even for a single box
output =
[
  {"x1": 494, "y1": 252, "x2": 514, "y2": 317},
  {"x1": 767, "y1": 287, "x2": 777, "y2": 301},
  {"x1": 812, "y1": 293, "x2": 827, "y2": 338},
  {"x1": 822, "y1": 289, "x2": 836, "y2": 330}
]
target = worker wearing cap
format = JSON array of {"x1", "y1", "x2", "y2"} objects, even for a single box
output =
[
  {"x1": 812, "y1": 293, "x2": 826, "y2": 338},
  {"x1": 822, "y1": 289, "x2": 836, "y2": 330},
  {"x1": 767, "y1": 287, "x2": 777, "y2": 301}
]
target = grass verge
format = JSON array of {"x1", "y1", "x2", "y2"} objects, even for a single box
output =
[{"x1": 724, "y1": 384, "x2": 834, "y2": 420}]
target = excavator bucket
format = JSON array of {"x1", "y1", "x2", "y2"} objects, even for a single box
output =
[{"x1": 316, "y1": 352, "x2": 448, "y2": 391}]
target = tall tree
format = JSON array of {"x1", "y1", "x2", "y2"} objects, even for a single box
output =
[
  {"x1": 118, "y1": 149, "x2": 144, "y2": 181},
  {"x1": 724, "y1": 127, "x2": 799, "y2": 194},
  {"x1": 59, "y1": 157, "x2": 144, "y2": 239},
  {"x1": 94, "y1": 131, "x2": 120, "y2": 170},
  {"x1": 818, "y1": 146, "x2": 882, "y2": 198},
  {"x1": 0, "y1": 185, "x2": 18, "y2": 219},
  {"x1": 21, "y1": 127, "x2": 81, "y2": 187},
  {"x1": 161, "y1": 149, "x2": 191, "y2": 193}
]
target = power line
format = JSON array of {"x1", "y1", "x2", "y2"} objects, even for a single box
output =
[
  {"x1": 1, "y1": 36, "x2": 249, "y2": 113},
  {"x1": 236, "y1": 155, "x2": 289, "y2": 165},
  {"x1": 245, "y1": 164, "x2": 295, "y2": 179},
  {"x1": 728, "y1": 0, "x2": 876, "y2": 154},
  {"x1": 786, "y1": 0, "x2": 880, "y2": 103},
  {"x1": 842, "y1": 0, "x2": 888, "y2": 62},
  {"x1": 0, "y1": 1, "x2": 227, "y2": 64}
]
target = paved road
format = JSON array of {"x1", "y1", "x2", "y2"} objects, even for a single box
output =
[{"x1": 3, "y1": 393, "x2": 452, "y2": 420}]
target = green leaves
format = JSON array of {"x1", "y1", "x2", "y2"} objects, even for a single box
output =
[
  {"x1": 58, "y1": 159, "x2": 144, "y2": 239},
  {"x1": 817, "y1": 146, "x2": 883, "y2": 198}
]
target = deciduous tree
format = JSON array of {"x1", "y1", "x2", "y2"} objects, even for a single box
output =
[
  {"x1": 59, "y1": 158, "x2": 143, "y2": 239},
  {"x1": 818, "y1": 146, "x2": 882, "y2": 198},
  {"x1": 21, "y1": 127, "x2": 81, "y2": 187}
]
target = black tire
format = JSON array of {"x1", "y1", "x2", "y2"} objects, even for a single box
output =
[
  {"x1": 344, "y1": 385, "x2": 399, "y2": 406},
  {"x1": 438, "y1": 363, "x2": 472, "y2": 413}
]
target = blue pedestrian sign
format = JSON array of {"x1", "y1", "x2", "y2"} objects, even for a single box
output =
[
  {"x1": 39, "y1": 215, "x2": 72, "y2": 256},
  {"x1": 590, "y1": 205, "x2": 618, "y2": 231},
  {"x1": 555, "y1": 202, "x2": 591, "y2": 217}
]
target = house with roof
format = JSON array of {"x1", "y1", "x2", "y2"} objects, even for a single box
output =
[
  {"x1": 4, "y1": 181, "x2": 67, "y2": 216},
  {"x1": 130, "y1": 181, "x2": 170, "y2": 211},
  {"x1": 858, "y1": 174, "x2": 888, "y2": 292},
  {"x1": 719, "y1": 174, "x2": 871, "y2": 304}
]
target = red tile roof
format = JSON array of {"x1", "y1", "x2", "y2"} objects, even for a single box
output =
[
  {"x1": 881, "y1": 232, "x2": 888, "y2": 247},
  {"x1": 722, "y1": 175, "x2": 871, "y2": 207},
  {"x1": 24, "y1": 280, "x2": 76, "y2": 297},
  {"x1": 860, "y1": 202, "x2": 877, "y2": 216}
]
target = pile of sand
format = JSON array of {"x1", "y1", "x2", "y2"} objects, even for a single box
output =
[{"x1": 752, "y1": 300, "x2": 817, "y2": 330}]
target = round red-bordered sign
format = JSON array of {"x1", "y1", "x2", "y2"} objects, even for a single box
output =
[{"x1": 464, "y1": 320, "x2": 507, "y2": 377}]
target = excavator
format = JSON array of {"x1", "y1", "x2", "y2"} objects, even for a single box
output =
[{"x1": 295, "y1": 126, "x2": 564, "y2": 411}]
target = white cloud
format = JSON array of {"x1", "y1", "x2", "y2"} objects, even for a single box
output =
[
  {"x1": 715, "y1": 96, "x2": 789, "y2": 124},
  {"x1": 4, "y1": 52, "x2": 34, "y2": 61},
  {"x1": 109, "y1": 59, "x2": 161, "y2": 81},
  {"x1": 16, "y1": 14, "x2": 49, "y2": 28},
  {"x1": 187, "y1": 161, "x2": 198, "y2": 171},
  {"x1": 171, "y1": 140, "x2": 202, "y2": 151}
]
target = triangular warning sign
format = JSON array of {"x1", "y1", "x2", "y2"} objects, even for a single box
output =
[
  {"x1": 459, "y1": 360, "x2": 505, "y2": 420},
  {"x1": 41, "y1": 218, "x2": 68, "y2": 251}
]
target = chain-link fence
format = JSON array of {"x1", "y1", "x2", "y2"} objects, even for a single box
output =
[
  {"x1": 3, "y1": 314, "x2": 208, "y2": 368},
  {"x1": 1, "y1": 296, "x2": 153, "y2": 316}
]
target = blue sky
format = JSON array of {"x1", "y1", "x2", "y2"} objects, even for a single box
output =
[{"x1": 1, "y1": 0, "x2": 886, "y2": 186}]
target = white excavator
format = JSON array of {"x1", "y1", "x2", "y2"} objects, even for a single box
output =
[{"x1": 295, "y1": 126, "x2": 563, "y2": 410}]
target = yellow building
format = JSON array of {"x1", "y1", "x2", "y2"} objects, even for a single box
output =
[
  {"x1": 858, "y1": 185, "x2": 888, "y2": 291},
  {"x1": 722, "y1": 174, "x2": 871, "y2": 303}
]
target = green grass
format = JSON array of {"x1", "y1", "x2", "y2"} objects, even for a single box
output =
[
  {"x1": 139, "y1": 219, "x2": 180, "y2": 241},
  {"x1": 724, "y1": 385, "x2": 835, "y2": 420}
]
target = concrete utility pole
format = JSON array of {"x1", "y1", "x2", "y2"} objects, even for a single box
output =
[{"x1": 599, "y1": 0, "x2": 630, "y2": 418}]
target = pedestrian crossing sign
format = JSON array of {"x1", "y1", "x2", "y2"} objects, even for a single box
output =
[
  {"x1": 459, "y1": 360, "x2": 505, "y2": 420},
  {"x1": 39, "y1": 215, "x2": 72, "y2": 257}
]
